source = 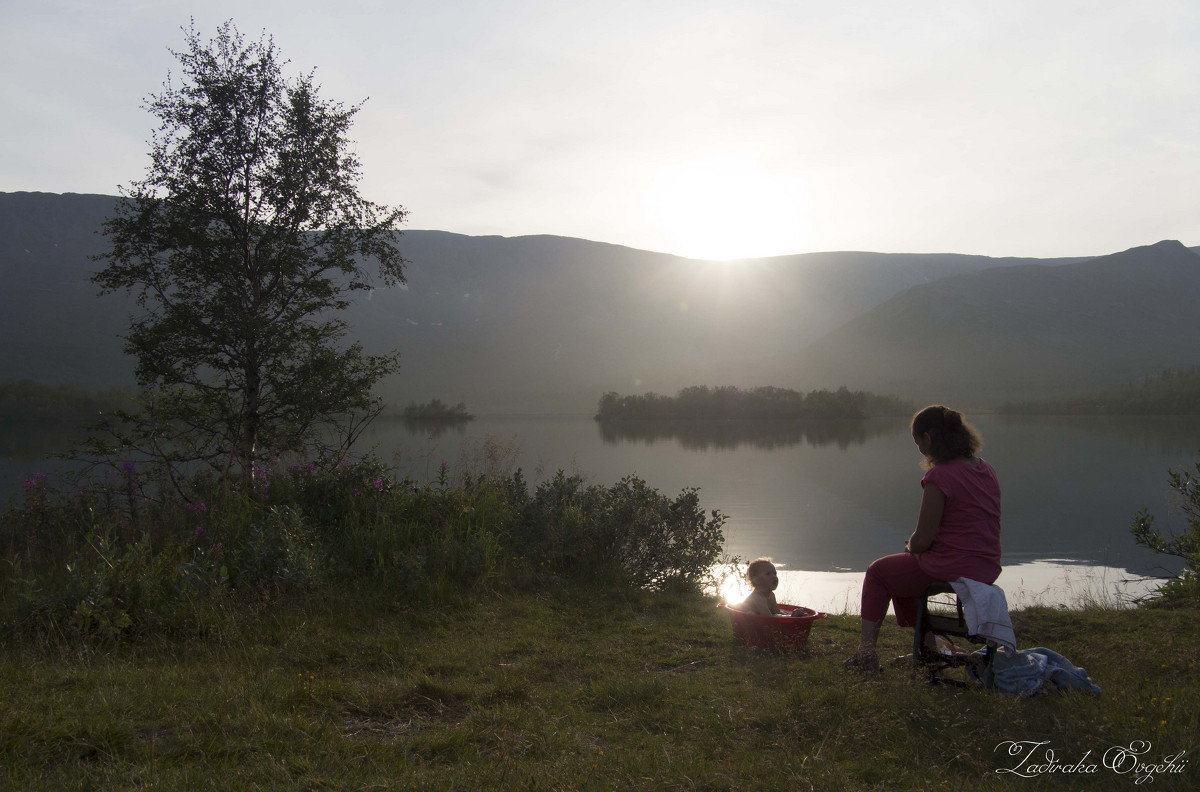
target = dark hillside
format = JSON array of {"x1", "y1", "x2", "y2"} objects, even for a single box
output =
[
  {"x1": 0, "y1": 191, "x2": 1134, "y2": 413},
  {"x1": 798, "y1": 240, "x2": 1200, "y2": 405}
]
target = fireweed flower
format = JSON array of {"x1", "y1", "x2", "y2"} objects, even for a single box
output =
[
  {"x1": 372, "y1": 477, "x2": 384, "y2": 490},
  {"x1": 23, "y1": 472, "x2": 49, "y2": 491},
  {"x1": 195, "y1": 526, "x2": 209, "y2": 539}
]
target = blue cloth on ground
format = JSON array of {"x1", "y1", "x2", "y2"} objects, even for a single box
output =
[{"x1": 971, "y1": 646, "x2": 1102, "y2": 697}]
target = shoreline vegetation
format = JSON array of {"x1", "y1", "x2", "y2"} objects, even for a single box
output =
[
  {"x1": 1, "y1": 458, "x2": 727, "y2": 642},
  {"x1": 1000, "y1": 367, "x2": 1200, "y2": 415},
  {"x1": 594, "y1": 385, "x2": 914, "y2": 422}
]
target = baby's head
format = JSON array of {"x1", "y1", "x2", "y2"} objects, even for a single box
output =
[{"x1": 746, "y1": 557, "x2": 778, "y2": 592}]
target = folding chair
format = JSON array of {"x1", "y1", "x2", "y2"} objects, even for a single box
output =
[{"x1": 912, "y1": 582, "x2": 1002, "y2": 689}]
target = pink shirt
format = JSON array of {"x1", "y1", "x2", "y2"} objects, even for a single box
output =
[{"x1": 915, "y1": 459, "x2": 1002, "y2": 583}]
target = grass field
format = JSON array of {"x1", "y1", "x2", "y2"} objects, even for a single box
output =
[{"x1": 2, "y1": 585, "x2": 1196, "y2": 791}]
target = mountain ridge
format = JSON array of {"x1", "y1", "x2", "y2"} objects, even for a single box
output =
[
  {"x1": 1, "y1": 191, "x2": 1193, "y2": 413},
  {"x1": 795, "y1": 239, "x2": 1200, "y2": 406}
]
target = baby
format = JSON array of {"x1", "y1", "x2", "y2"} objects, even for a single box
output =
[{"x1": 739, "y1": 557, "x2": 790, "y2": 616}]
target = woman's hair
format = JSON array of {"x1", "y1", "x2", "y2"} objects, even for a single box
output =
[
  {"x1": 911, "y1": 404, "x2": 983, "y2": 467},
  {"x1": 746, "y1": 557, "x2": 774, "y2": 582}
]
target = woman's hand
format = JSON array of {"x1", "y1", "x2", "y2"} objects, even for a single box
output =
[{"x1": 907, "y1": 482, "x2": 946, "y2": 554}]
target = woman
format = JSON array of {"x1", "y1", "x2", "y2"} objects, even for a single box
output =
[{"x1": 843, "y1": 405, "x2": 1002, "y2": 672}]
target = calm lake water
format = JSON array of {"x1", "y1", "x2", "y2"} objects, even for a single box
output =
[{"x1": 4, "y1": 413, "x2": 1196, "y2": 612}]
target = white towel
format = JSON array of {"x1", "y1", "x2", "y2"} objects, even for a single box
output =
[{"x1": 950, "y1": 578, "x2": 1017, "y2": 652}]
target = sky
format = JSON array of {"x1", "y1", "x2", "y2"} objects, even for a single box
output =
[{"x1": 3, "y1": 0, "x2": 1200, "y2": 261}]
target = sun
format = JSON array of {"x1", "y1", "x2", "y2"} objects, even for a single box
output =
[{"x1": 641, "y1": 153, "x2": 810, "y2": 260}]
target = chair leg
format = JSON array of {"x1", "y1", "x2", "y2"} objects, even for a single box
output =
[{"x1": 914, "y1": 582, "x2": 1007, "y2": 691}]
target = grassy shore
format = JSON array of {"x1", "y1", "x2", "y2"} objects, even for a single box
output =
[{"x1": 2, "y1": 586, "x2": 1196, "y2": 791}]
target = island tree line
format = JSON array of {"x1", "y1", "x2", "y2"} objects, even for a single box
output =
[{"x1": 595, "y1": 385, "x2": 913, "y2": 422}]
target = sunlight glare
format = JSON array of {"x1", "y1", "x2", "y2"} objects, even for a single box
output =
[
  {"x1": 718, "y1": 572, "x2": 752, "y2": 605},
  {"x1": 642, "y1": 153, "x2": 809, "y2": 260}
]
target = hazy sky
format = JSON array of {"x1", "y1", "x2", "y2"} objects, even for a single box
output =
[{"x1": 4, "y1": 0, "x2": 1199, "y2": 260}]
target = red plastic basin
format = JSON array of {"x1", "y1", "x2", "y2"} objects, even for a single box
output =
[{"x1": 719, "y1": 602, "x2": 826, "y2": 652}]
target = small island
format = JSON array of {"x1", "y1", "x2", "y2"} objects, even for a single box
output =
[
  {"x1": 595, "y1": 385, "x2": 912, "y2": 422},
  {"x1": 401, "y1": 398, "x2": 475, "y2": 423}
]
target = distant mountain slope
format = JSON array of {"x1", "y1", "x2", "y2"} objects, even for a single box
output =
[
  {"x1": 1, "y1": 191, "x2": 1090, "y2": 413},
  {"x1": 346, "y1": 233, "x2": 1088, "y2": 412},
  {"x1": 999, "y1": 366, "x2": 1200, "y2": 415},
  {"x1": 797, "y1": 240, "x2": 1200, "y2": 406},
  {"x1": 0, "y1": 192, "x2": 135, "y2": 387}
]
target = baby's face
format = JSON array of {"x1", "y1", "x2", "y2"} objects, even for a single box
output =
[{"x1": 752, "y1": 565, "x2": 779, "y2": 591}]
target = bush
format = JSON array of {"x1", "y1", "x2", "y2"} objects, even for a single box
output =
[
  {"x1": 1, "y1": 457, "x2": 727, "y2": 642},
  {"x1": 515, "y1": 472, "x2": 726, "y2": 590},
  {"x1": 1131, "y1": 458, "x2": 1200, "y2": 604}
]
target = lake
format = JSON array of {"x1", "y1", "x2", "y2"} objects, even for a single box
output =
[{"x1": 4, "y1": 413, "x2": 1196, "y2": 612}]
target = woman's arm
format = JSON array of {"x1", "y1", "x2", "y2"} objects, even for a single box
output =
[{"x1": 906, "y1": 482, "x2": 945, "y2": 553}]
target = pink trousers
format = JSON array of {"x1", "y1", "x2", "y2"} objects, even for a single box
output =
[{"x1": 860, "y1": 553, "x2": 936, "y2": 627}]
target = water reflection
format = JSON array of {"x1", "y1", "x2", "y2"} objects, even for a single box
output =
[
  {"x1": 0, "y1": 420, "x2": 89, "y2": 461},
  {"x1": 0, "y1": 420, "x2": 91, "y2": 499},
  {"x1": 718, "y1": 562, "x2": 1165, "y2": 615},
  {"x1": 387, "y1": 415, "x2": 474, "y2": 441},
  {"x1": 993, "y1": 413, "x2": 1200, "y2": 456},
  {"x1": 596, "y1": 417, "x2": 903, "y2": 450}
]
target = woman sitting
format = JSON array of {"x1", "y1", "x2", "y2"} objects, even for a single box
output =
[{"x1": 844, "y1": 405, "x2": 1002, "y2": 672}]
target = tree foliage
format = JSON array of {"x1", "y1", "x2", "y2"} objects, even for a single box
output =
[
  {"x1": 401, "y1": 399, "x2": 474, "y2": 422},
  {"x1": 92, "y1": 21, "x2": 406, "y2": 481},
  {"x1": 1131, "y1": 461, "x2": 1200, "y2": 603},
  {"x1": 595, "y1": 385, "x2": 912, "y2": 421}
]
